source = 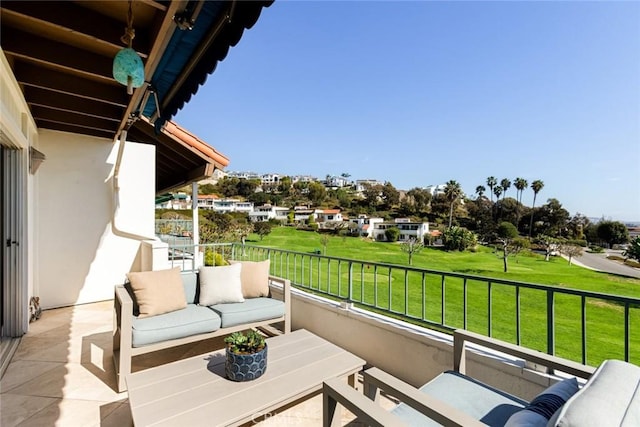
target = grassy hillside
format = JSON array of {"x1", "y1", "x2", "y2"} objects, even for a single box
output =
[
  {"x1": 243, "y1": 226, "x2": 640, "y2": 365},
  {"x1": 249, "y1": 226, "x2": 640, "y2": 297}
]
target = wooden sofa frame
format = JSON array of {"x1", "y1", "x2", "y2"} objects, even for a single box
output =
[
  {"x1": 323, "y1": 329, "x2": 596, "y2": 427},
  {"x1": 113, "y1": 275, "x2": 291, "y2": 392}
]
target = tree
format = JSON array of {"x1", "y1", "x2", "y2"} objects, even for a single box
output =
[
  {"x1": 319, "y1": 233, "x2": 330, "y2": 255},
  {"x1": 442, "y1": 226, "x2": 477, "y2": 251},
  {"x1": 567, "y1": 213, "x2": 590, "y2": 240},
  {"x1": 536, "y1": 198, "x2": 570, "y2": 237},
  {"x1": 493, "y1": 185, "x2": 503, "y2": 201},
  {"x1": 536, "y1": 234, "x2": 560, "y2": 261},
  {"x1": 596, "y1": 220, "x2": 629, "y2": 248},
  {"x1": 528, "y1": 179, "x2": 544, "y2": 237},
  {"x1": 475, "y1": 185, "x2": 486, "y2": 199},
  {"x1": 385, "y1": 227, "x2": 400, "y2": 242},
  {"x1": 380, "y1": 182, "x2": 400, "y2": 209},
  {"x1": 362, "y1": 183, "x2": 381, "y2": 208},
  {"x1": 500, "y1": 178, "x2": 511, "y2": 200},
  {"x1": 496, "y1": 221, "x2": 519, "y2": 272},
  {"x1": 253, "y1": 222, "x2": 273, "y2": 241},
  {"x1": 307, "y1": 181, "x2": 326, "y2": 206},
  {"x1": 199, "y1": 183, "x2": 217, "y2": 195},
  {"x1": 444, "y1": 180, "x2": 462, "y2": 228},
  {"x1": 400, "y1": 237, "x2": 424, "y2": 265},
  {"x1": 406, "y1": 187, "x2": 432, "y2": 214},
  {"x1": 514, "y1": 177, "x2": 528, "y2": 204},
  {"x1": 559, "y1": 244, "x2": 583, "y2": 266},
  {"x1": 623, "y1": 237, "x2": 640, "y2": 262},
  {"x1": 486, "y1": 176, "x2": 497, "y2": 202}
]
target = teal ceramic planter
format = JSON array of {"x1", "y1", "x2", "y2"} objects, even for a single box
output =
[{"x1": 225, "y1": 344, "x2": 268, "y2": 381}]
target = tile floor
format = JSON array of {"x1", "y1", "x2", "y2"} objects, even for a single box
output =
[{"x1": 1, "y1": 301, "x2": 394, "y2": 426}]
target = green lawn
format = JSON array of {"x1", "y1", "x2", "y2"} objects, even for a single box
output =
[{"x1": 242, "y1": 226, "x2": 640, "y2": 366}]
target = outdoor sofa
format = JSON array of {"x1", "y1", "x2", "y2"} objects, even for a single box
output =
[
  {"x1": 324, "y1": 329, "x2": 639, "y2": 426},
  {"x1": 113, "y1": 261, "x2": 291, "y2": 392}
]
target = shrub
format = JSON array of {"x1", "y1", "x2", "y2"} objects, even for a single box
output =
[
  {"x1": 589, "y1": 245, "x2": 605, "y2": 253},
  {"x1": 443, "y1": 226, "x2": 477, "y2": 251},
  {"x1": 204, "y1": 250, "x2": 228, "y2": 266},
  {"x1": 385, "y1": 227, "x2": 400, "y2": 242}
]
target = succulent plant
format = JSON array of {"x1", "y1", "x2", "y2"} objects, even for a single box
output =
[{"x1": 224, "y1": 330, "x2": 266, "y2": 354}]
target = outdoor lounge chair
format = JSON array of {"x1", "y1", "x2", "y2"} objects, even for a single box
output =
[{"x1": 323, "y1": 329, "x2": 640, "y2": 426}]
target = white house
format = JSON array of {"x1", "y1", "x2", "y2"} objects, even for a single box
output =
[
  {"x1": 350, "y1": 215, "x2": 385, "y2": 238},
  {"x1": 196, "y1": 196, "x2": 253, "y2": 213},
  {"x1": 325, "y1": 176, "x2": 351, "y2": 188},
  {"x1": 317, "y1": 209, "x2": 343, "y2": 223},
  {"x1": 249, "y1": 205, "x2": 289, "y2": 222},
  {"x1": 293, "y1": 206, "x2": 320, "y2": 223},
  {"x1": 355, "y1": 179, "x2": 385, "y2": 193},
  {"x1": 373, "y1": 218, "x2": 430, "y2": 242}
]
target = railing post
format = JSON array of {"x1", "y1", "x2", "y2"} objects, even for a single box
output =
[
  {"x1": 547, "y1": 290, "x2": 555, "y2": 355},
  {"x1": 347, "y1": 261, "x2": 353, "y2": 303}
]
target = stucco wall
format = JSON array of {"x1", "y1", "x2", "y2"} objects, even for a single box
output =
[
  {"x1": 288, "y1": 289, "x2": 559, "y2": 401},
  {"x1": 36, "y1": 130, "x2": 154, "y2": 308}
]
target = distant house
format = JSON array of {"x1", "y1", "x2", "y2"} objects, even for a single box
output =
[
  {"x1": 325, "y1": 176, "x2": 351, "y2": 188},
  {"x1": 293, "y1": 206, "x2": 319, "y2": 223},
  {"x1": 318, "y1": 209, "x2": 343, "y2": 222},
  {"x1": 156, "y1": 192, "x2": 190, "y2": 210},
  {"x1": 355, "y1": 179, "x2": 385, "y2": 193},
  {"x1": 373, "y1": 218, "x2": 429, "y2": 242},
  {"x1": 249, "y1": 204, "x2": 289, "y2": 222},
  {"x1": 350, "y1": 215, "x2": 384, "y2": 238},
  {"x1": 197, "y1": 196, "x2": 253, "y2": 213}
]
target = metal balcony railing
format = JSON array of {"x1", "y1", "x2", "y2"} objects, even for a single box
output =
[{"x1": 163, "y1": 242, "x2": 640, "y2": 366}]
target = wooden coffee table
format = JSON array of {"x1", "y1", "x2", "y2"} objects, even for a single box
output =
[{"x1": 126, "y1": 329, "x2": 366, "y2": 426}]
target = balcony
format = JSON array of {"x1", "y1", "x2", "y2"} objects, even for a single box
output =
[{"x1": 2, "y1": 244, "x2": 638, "y2": 426}]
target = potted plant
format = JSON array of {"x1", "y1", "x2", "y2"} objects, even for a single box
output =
[{"x1": 224, "y1": 330, "x2": 268, "y2": 381}]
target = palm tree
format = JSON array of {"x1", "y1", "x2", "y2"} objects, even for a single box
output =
[
  {"x1": 514, "y1": 177, "x2": 528, "y2": 229},
  {"x1": 493, "y1": 185, "x2": 503, "y2": 200},
  {"x1": 514, "y1": 177, "x2": 528, "y2": 204},
  {"x1": 486, "y1": 176, "x2": 497, "y2": 202},
  {"x1": 528, "y1": 180, "x2": 544, "y2": 237},
  {"x1": 475, "y1": 185, "x2": 486, "y2": 199},
  {"x1": 444, "y1": 180, "x2": 462, "y2": 228},
  {"x1": 500, "y1": 178, "x2": 511, "y2": 200}
]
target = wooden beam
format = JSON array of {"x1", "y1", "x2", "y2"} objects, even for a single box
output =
[
  {"x1": 35, "y1": 121, "x2": 114, "y2": 140},
  {"x1": 15, "y1": 62, "x2": 129, "y2": 107},
  {"x1": 32, "y1": 106, "x2": 118, "y2": 134},
  {"x1": 24, "y1": 87, "x2": 124, "y2": 121},
  {"x1": 2, "y1": 28, "x2": 116, "y2": 82},
  {"x1": 0, "y1": 1, "x2": 151, "y2": 55}
]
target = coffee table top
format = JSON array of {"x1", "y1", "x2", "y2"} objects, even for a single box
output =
[{"x1": 126, "y1": 329, "x2": 366, "y2": 426}]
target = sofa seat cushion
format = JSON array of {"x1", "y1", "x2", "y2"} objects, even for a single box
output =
[
  {"x1": 209, "y1": 298, "x2": 285, "y2": 328},
  {"x1": 391, "y1": 371, "x2": 527, "y2": 427},
  {"x1": 132, "y1": 304, "x2": 221, "y2": 347}
]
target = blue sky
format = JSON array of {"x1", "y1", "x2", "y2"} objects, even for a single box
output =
[{"x1": 176, "y1": 1, "x2": 640, "y2": 222}]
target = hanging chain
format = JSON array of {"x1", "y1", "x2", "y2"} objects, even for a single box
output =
[{"x1": 120, "y1": 0, "x2": 136, "y2": 48}]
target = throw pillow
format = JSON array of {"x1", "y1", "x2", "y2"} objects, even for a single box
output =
[
  {"x1": 229, "y1": 260, "x2": 271, "y2": 298},
  {"x1": 504, "y1": 377, "x2": 579, "y2": 427},
  {"x1": 126, "y1": 267, "x2": 187, "y2": 318},
  {"x1": 198, "y1": 263, "x2": 245, "y2": 306}
]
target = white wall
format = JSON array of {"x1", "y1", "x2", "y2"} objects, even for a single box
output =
[{"x1": 36, "y1": 130, "x2": 155, "y2": 308}]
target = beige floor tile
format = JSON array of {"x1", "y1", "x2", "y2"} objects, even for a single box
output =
[
  {"x1": 14, "y1": 398, "x2": 113, "y2": 427},
  {"x1": 8, "y1": 362, "x2": 124, "y2": 401},
  {"x1": 0, "y1": 393, "x2": 58, "y2": 427},
  {"x1": 0, "y1": 360, "x2": 61, "y2": 393},
  {"x1": 100, "y1": 400, "x2": 133, "y2": 427}
]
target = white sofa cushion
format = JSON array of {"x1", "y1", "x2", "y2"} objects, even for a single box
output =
[{"x1": 549, "y1": 359, "x2": 640, "y2": 427}]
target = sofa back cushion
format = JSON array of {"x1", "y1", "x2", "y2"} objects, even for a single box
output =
[
  {"x1": 198, "y1": 264, "x2": 245, "y2": 306},
  {"x1": 229, "y1": 260, "x2": 271, "y2": 298},
  {"x1": 549, "y1": 359, "x2": 640, "y2": 427},
  {"x1": 181, "y1": 271, "x2": 198, "y2": 304},
  {"x1": 126, "y1": 267, "x2": 187, "y2": 318}
]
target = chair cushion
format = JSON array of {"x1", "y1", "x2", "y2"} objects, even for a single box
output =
[
  {"x1": 504, "y1": 377, "x2": 578, "y2": 427},
  {"x1": 391, "y1": 371, "x2": 527, "y2": 427},
  {"x1": 127, "y1": 267, "x2": 187, "y2": 318},
  {"x1": 229, "y1": 259, "x2": 271, "y2": 298},
  {"x1": 549, "y1": 359, "x2": 640, "y2": 427},
  {"x1": 198, "y1": 264, "x2": 245, "y2": 306},
  {"x1": 209, "y1": 298, "x2": 285, "y2": 328},
  {"x1": 132, "y1": 304, "x2": 221, "y2": 347}
]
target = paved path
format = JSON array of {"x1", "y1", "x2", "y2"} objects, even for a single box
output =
[{"x1": 565, "y1": 249, "x2": 640, "y2": 279}]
